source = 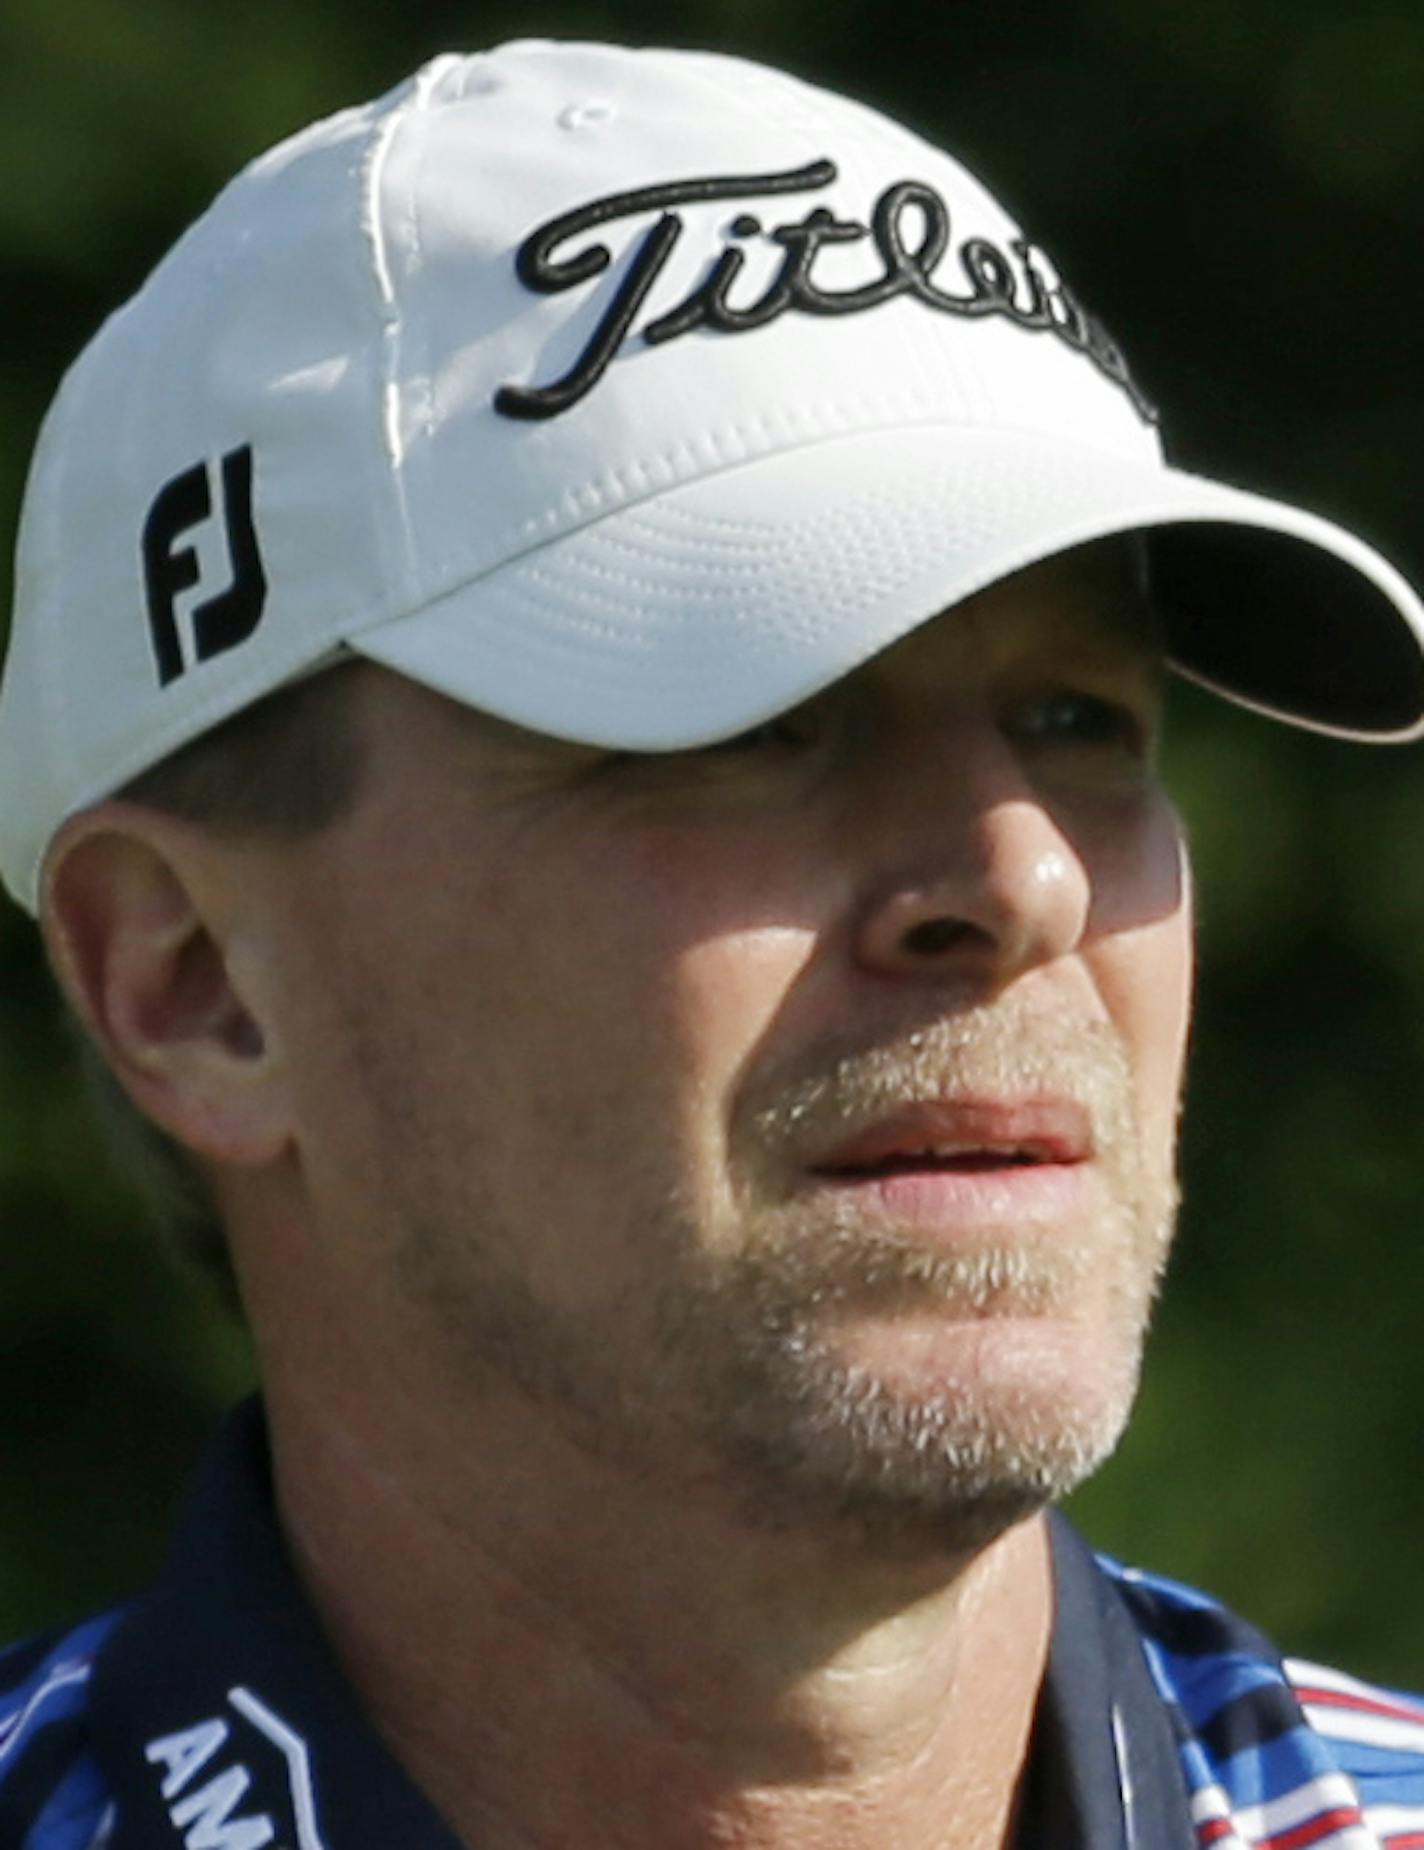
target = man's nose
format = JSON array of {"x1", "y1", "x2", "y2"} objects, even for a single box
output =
[{"x1": 850, "y1": 754, "x2": 1092, "y2": 993}]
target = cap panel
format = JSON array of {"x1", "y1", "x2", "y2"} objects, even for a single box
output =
[
  {"x1": 0, "y1": 100, "x2": 408, "y2": 902},
  {"x1": 375, "y1": 41, "x2": 1160, "y2": 620}
]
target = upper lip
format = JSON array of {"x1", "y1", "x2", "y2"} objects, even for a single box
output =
[{"x1": 809, "y1": 1097, "x2": 1094, "y2": 1173}]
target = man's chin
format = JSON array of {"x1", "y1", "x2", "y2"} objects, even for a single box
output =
[
  {"x1": 820, "y1": 1299, "x2": 1129, "y2": 1385},
  {"x1": 713, "y1": 1321, "x2": 1142, "y2": 1553}
]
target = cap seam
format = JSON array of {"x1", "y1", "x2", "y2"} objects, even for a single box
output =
[{"x1": 360, "y1": 61, "x2": 451, "y2": 602}]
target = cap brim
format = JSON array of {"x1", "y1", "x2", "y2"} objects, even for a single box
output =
[{"x1": 351, "y1": 424, "x2": 1424, "y2": 747}]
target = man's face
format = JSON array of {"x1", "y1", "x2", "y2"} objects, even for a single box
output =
[{"x1": 248, "y1": 542, "x2": 1190, "y2": 1546}]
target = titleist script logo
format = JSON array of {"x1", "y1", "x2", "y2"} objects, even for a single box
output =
[
  {"x1": 142, "y1": 445, "x2": 267, "y2": 686},
  {"x1": 494, "y1": 159, "x2": 1156, "y2": 424},
  {"x1": 145, "y1": 1687, "x2": 327, "y2": 1850}
]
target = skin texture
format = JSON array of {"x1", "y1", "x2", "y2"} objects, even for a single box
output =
[{"x1": 45, "y1": 541, "x2": 1193, "y2": 1850}]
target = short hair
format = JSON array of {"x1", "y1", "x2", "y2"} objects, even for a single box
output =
[{"x1": 73, "y1": 661, "x2": 367, "y2": 1306}]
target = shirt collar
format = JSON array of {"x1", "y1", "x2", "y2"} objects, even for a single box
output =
[
  {"x1": 90, "y1": 1401, "x2": 1193, "y2": 1850},
  {"x1": 91, "y1": 1399, "x2": 459, "y2": 1850},
  {"x1": 1018, "y1": 1513, "x2": 1196, "y2": 1850}
]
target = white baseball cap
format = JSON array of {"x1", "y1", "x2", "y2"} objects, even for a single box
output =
[{"x1": 3, "y1": 39, "x2": 1422, "y2": 913}]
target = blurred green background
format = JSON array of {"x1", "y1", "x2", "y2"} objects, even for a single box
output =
[{"x1": 3, "y1": 0, "x2": 1424, "y2": 1685}]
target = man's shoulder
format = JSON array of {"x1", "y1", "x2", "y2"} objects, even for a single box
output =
[
  {"x1": 0, "y1": 1610, "x2": 124, "y2": 1850},
  {"x1": 1098, "y1": 1551, "x2": 1424, "y2": 1847}
]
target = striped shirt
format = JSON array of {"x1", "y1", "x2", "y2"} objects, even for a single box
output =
[{"x1": 3, "y1": 1402, "x2": 1422, "y2": 1849}]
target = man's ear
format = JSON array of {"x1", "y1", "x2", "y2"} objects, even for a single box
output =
[{"x1": 39, "y1": 805, "x2": 290, "y2": 1168}]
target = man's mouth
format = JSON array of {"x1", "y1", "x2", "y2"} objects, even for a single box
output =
[
  {"x1": 809, "y1": 1098, "x2": 1093, "y2": 1182},
  {"x1": 796, "y1": 1100, "x2": 1098, "y2": 1237},
  {"x1": 740, "y1": 1086, "x2": 1116, "y2": 1320},
  {"x1": 819, "y1": 1149, "x2": 1058, "y2": 1178}
]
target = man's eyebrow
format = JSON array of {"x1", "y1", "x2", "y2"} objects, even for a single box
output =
[
  {"x1": 1067, "y1": 542, "x2": 1166, "y2": 652},
  {"x1": 1083, "y1": 535, "x2": 1163, "y2": 645},
  {"x1": 1020, "y1": 587, "x2": 1163, "y2": 664},
  {"x1": 1082, "y1": 595, "x2": 1165, "y2": 651}
]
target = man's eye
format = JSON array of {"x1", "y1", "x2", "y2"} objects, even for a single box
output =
[{"x1": 1017, "y1": 692, "x2": 1146, "y2": 752}]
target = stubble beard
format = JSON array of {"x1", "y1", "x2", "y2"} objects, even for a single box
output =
[
  {"x1": 642, "y1": 1003, "x2": 1179, "y2": 1548},
  {"x1": 387, "y1": 1001, "x2": 1179, "y2": 1553},
  {"x1": 658, "y1": 1212, "x2": 1166, "y2": 1550}
]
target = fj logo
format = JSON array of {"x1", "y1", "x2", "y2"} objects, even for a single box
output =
[
  {"x1": 145, "y1": 1687, "x2": 326, "y2": 1850},
  {"x1": 141, "y1": 445, "x2": 267, "y2": 686}
]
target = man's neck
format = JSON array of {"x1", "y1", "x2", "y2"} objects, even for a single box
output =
[{"x1": 265, "y1": 1385, "x2": 1054, "y2": 1850}]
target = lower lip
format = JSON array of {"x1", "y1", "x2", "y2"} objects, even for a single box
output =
[{"x1": 805, "y1": 1162, "x2": 1094, "y2": 1230}]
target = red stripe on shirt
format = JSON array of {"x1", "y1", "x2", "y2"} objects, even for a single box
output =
[
  {"x1": 1295, "y1": 1685, "x2": 1424, "y2": 1728},
  {"x1": 1259, "y1": 1806, "x2": 1365, "y2": 1850}
]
